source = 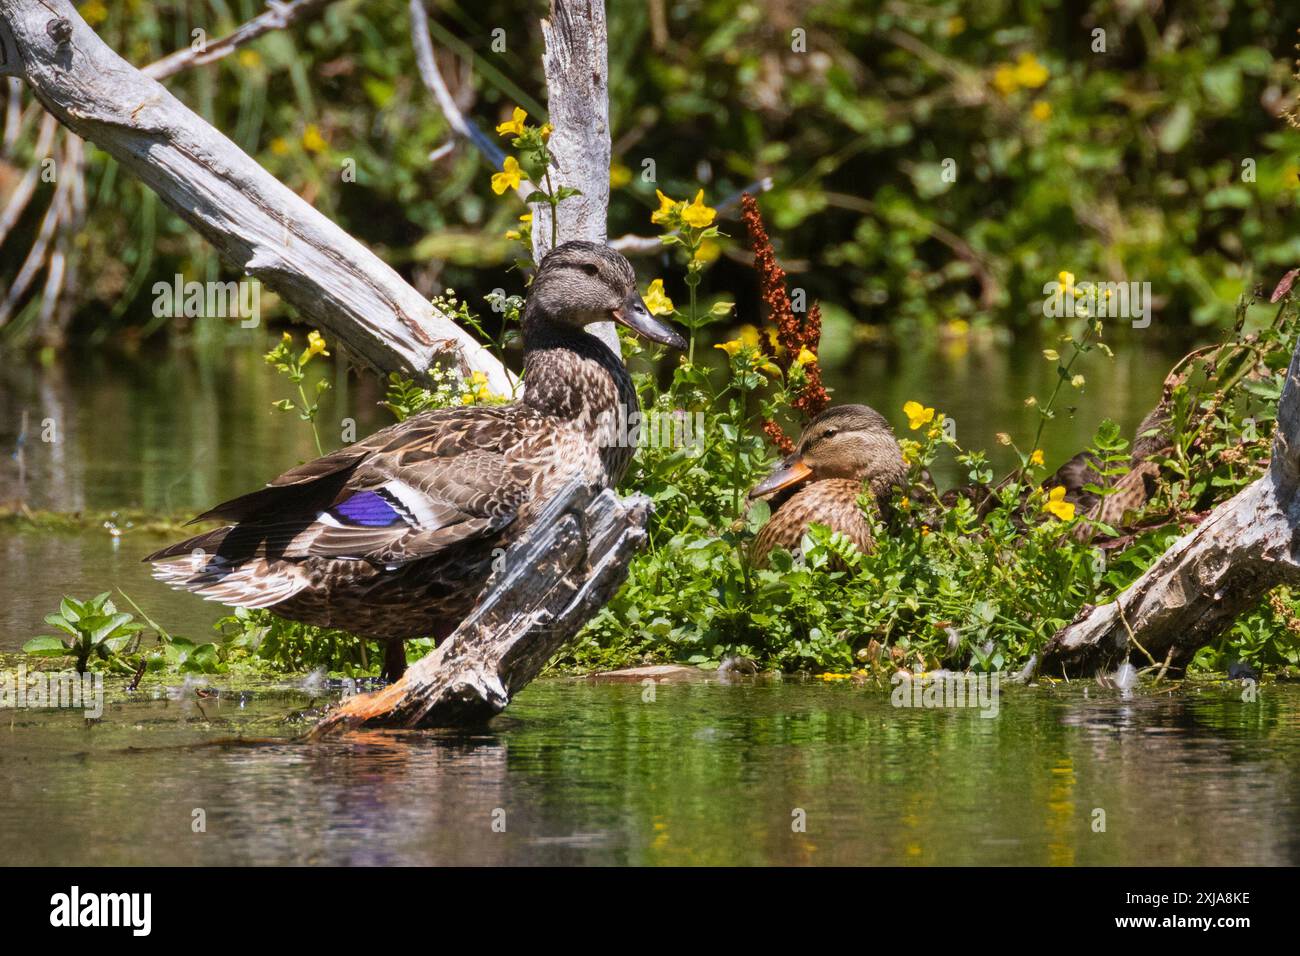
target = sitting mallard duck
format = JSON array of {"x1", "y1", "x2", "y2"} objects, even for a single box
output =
[
  {"x1": 146, "y1": 242, "x2": 685, "y2": 679},
  {"x1": 749, "y1": 404, "x2": 907, "y2": 565}
]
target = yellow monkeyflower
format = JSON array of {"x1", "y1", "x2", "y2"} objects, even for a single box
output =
[
  {"x1": 1029, "y1": 448, "x2": 1045, "y2": 467},
  {"x1": 904, "y1": 400, "x2": 935, "y2": 430},
  {"x1": 714, "y1": 338, "x2": 743, "y2": 357},
  {"x1": 681, "y1": 189, "x2": 716, "y2": 228},
  {"x1": 694, "y1": 238, "x2": 721, "y2": 264},
  {"x1": 738, "y1": 324, "x2": 761, "y2": 350},
  {"x1": 795, "y1": 346, "x2": 818, "y2": 367},
  {"x1": 539, "y1": 124, "x2": 553, "y2": 140},
  {"x1": 302, "y1": 330, "x2": 329, "y2": 363},
  {"x1": 1044, "y1": 486, "x2": 1075, "y2": 521},
  {"x1": 492, "y1": 156, "x2": 522, "y2": 195},
  {"x1": 495, "y1": 107, "x2": 527, "y2": 138},
  {"x1": 1031, "y1": 101, "x2": 1052, "y2": 121},
  {"x1": 1058, "y1": 270, "x2": 1075, "y2": 293},
  {"x1": 651, "y1": 189, "x2": 677, "y2": 225},
  {"x1": 644, "y1": 279, "x2": 674, "y2": 316},
  {"x1": 1013, "y1": 52, "x2": 1049, "y2": 90},
  {"x1": 992, "y1": 64, "x2": 1018, "y2": 96},
  {"x1": 270, "y1": 137, "x2": 290, "y2": 156},
  {"x1": 302, "y1": 124, "x2": 327, "y2": 153},
  {"x1": 1071, "y1": 374, "x2": 1086, "y2": 388}
]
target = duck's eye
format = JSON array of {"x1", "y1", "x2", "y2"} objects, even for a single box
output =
[
  {"x1": 580, "y1": 263, "x2": 599, "y2": 276},
  {"x1": 821, "y1": 428, "x2": 837, "y2": 440}
]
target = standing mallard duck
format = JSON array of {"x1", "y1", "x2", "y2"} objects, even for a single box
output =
[
  {"x1": 749, "y1": 404, "x2": 907, "y2": 565},
  {"x1": 146, "y1": 242, "x2": 684, "y2": 679}
]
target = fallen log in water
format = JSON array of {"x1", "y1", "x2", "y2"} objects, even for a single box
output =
[
  {"x1": 309, "y1": 480, "x2": 651, "y2": 735},
  {"x1": 1039, "y1": 314, "x2": 1300, "y2": 677}
]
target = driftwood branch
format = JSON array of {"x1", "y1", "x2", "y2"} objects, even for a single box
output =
[
  {"x1": 310, "y1": 481, "x2": 651, "y2": 734},
  {"x1": 407, "y1": 0, "x2": 508, "y2": 172},
  {"x1": 1040, "y1": 321, "x2": 1300, "y2": 675},
  {"x1": 0, "y1": 0, "x2": 515, "y2": 392},
  {"x1": 143, "y1": 0, "x2": 337, "y2": 81}
]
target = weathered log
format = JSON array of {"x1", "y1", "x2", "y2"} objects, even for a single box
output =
[
  {"x1": 1040, "y1": 318, "x2": 1300, "y2": 676},
  {"x1": 309, "y1": 480, "x2": 651, "y2": 734},
  {"x1": 0, "y1": 0, "x2": 515, "y2": 393},
  {"x1": 533, "y1": 0, "x2": 619, "y2": 355}
]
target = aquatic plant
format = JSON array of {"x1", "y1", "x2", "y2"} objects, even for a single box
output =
[{"x1": 23, "y1": 593, "x2": 145, "y2": 674}]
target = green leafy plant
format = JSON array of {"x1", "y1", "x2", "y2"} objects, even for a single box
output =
[{"x1": 24, "y1": 593, "x2": 146, "y2": 674}]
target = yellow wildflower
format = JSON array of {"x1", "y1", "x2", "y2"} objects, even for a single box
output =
[
  {"x1": 539, "y1": 123, "x2": 553, "y2": 140},
  {"x1": 1013, "y1": 52, "x2": 1049, "y2": 90},
  {"x1": 694, "y1": 239, "x2": 721, "y2": 264},
  {"x1": 795, "y1": 346, "x2": 818, "y2": 367},
  {"x1": 1071, "y1": 374, "x2": 1086, "y2": 388},
  {"x1": 495, "y1": 107, "x2": 527, "y2": 138},
  {"x1": 302, "y1": 124, "x2": 327, "y2": 153},
  {"x1": 492, "y1": 156, "x2": 522, "y2": 195},
  {"x1": 1042, "y1": 348, "x2": 1059, "y2": 362},
  {"x1": 904, "y1": 401, "x2": 935, "y2": 430},
  {"x1": 714, "y1": 339, "x2": 743, "y2": 357},
  {"x1": 270, "y1": 137, "x2": 289, "y2": 156},
  {"x1": 238, "y1": 49, "x2": 261, "y2": 69},
  {"x1": 1044, "y1": 486, "x2": 1075, "y2": 521},
  {"x1": 610, "y1": 163, "x2": 632, "y2": 188},
  {"x1": 644, "y1": 279, "x2": 674, "y2": 316},
  {"x1": 651, "y1": 190, "x2": 677, "y2": 225},
  {"x1": 681, "y1": 189, "x2": 716, "y2": 228},
  {"x1": 1029, "y1": 449, "x2": 1045, "y2": 467},
  {"x1": 738, "y1": 324, "x2": 761, "y2": 349},
  {"x1": 1031, "y1": 101, "x2": 1051, "y2": 121},
  {"x1": 992, "y1": 64, "x2": 1018, "y2": 96}
]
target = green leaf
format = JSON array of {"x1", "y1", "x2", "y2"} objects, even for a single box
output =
[{"x1": 23, "y1": 636, "x2": 69, "y2": 656}]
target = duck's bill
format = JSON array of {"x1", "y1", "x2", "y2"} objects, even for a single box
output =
[
  {"x1": 749, "y1": 455, "x2": 813, "y2": 498},
  {"x1": 612, "y1": 295, "x2": 687, "y2": 350}
]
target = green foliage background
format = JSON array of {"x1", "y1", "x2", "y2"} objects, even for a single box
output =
[{"x1": 4, "y1": 0, "x2": 1299, "y2": 345}]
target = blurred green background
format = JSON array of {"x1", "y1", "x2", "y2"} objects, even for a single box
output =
[{"x1": 1, "y1": 0, "x2": 1298, "y2": 357}]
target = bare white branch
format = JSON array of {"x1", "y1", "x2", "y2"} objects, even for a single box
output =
[{"x1": 0, "y1": 0, "x2": 515, "y2": 392}]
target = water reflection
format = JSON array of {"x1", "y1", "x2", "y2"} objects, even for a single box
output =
[{"x1": 1, "y1": 680, "x2": 1296, "y2": 865}]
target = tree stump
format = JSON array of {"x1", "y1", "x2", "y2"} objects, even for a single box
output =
[{"x1": 309, "y1": 480, "x2": 650, "y2": 735}]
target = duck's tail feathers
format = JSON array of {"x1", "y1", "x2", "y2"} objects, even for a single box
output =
[{"x1": 146, "y1": 526, "x2": 310, "y2": 609}]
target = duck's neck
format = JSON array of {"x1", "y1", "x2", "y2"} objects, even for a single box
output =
[{"x1": 521, "y1": 309, "x2": 638, "y2": 483}]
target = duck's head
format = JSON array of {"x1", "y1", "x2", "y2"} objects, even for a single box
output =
[
  {"x1": 528, "y1": 241, "x2": 686, "y2": 349},
  {"x1": 750, "y1": 404, "x2": 907, "y2": 500}
]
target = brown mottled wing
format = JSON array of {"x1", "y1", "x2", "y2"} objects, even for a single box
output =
[{"x1": 153, "y1": 405, "x2": 547, "y2": 567}]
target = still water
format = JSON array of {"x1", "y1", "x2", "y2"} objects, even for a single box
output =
[
  {"x1": 1, "y1": 678, "x2": 1297, "y2": 865},
  {"x1": 4, "y1": 337, "x2": 1297, "y2": 867}
]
